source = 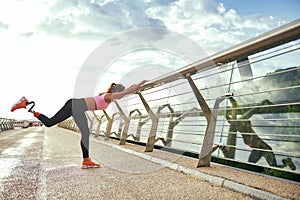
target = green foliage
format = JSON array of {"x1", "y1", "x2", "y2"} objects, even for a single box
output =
[
  {"x1": 264, "y1": 67, "x2": 300, "y2": 87},
  {"x1": 264, "y1": 168, "x2": 300, "y2": 182}
]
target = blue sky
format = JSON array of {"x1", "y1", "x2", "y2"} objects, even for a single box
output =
[
  {"x1": 215, "y1": 0, "x2": 299, "y2": 20},
  {"x1": 0, "y1": 0, "x2": 299, "y2": 119}
]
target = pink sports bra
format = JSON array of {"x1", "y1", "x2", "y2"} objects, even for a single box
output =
[{"x1": 94, "y1": 94, "x2": 110, "y2": 110}]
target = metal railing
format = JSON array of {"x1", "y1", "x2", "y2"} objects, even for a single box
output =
[
  {"x1": 0, "y1": 118, "x2": 14, "y2": 131},
  {"x1": 59, "y1": 19, "x2": 300, "y2": 175}
]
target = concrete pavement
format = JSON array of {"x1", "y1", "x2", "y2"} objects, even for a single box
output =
[{"x1": 0, "y1": 126, "x2": 299, "y2": 199}]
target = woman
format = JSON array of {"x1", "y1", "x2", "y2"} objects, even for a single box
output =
[{"x1": 11, "y1": 80, "x2": 147, "y2": 169}]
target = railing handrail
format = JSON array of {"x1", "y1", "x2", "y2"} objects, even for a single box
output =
[{"x1": 141, "y1": 19, "x2": 300, "y2": 91}]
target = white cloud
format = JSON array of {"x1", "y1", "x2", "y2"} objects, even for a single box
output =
[
  {"x1": 0, "y1": 0, "x2": 281, "y2": 50},
  {"x1": 217, "y1": 3, "x2": 226, "y2": 13},
  {"x1": 36, "y1": 0, "x2": 167, "y2": 40},
  {"x1": 0, "y1": 0, "x2": 296, "y2": 119},
  {"x1": 146, "y1": 0, "x2": 279, "y2": 53}
]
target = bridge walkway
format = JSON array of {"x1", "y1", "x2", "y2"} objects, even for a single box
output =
[{"x1": 0, "y1": 127, "x2": 299, "y2": 200}]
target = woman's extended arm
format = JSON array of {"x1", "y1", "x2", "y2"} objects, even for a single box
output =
[{"x1": 111, "y1": 80, "x2": 147, "y2": 101}]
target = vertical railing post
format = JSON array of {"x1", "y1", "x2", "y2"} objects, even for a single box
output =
[
  {"x1": 2, "y1": 119, "x2": 6, "y2": 131},
  {"x1": 136, "y1": 116, "x2": 150, "y2": 142},
  {"x1": 167, "y1": 107, "x2": 201, "y2": 147},
  {"x1": 186, "y1": 75, "x2": 222, "y2": 167},
  {"x1": 3, "y1": 119, "x2": 7, "y2": 131},
  {"x1": 0, "y1": 119, "x2": 4, "y2": 131},
  {"x1": 114, "y1": 101, "x2": 130, "y2": 145},
  {"x1": 102, "y1": 110, "x2": 113, "y2": 140},
  {"x1": 157, "y1": 104, "x2": 175, "y2": 147},
  {"x1": 116, "y1": 119, "x2": 124, "y2": 138},
  {"x1": 86, "y1": 113, "x2": 96, "y2": 134},
  {"x1": 8, "y1": 119, "x2": 13, "y2": 130},
  {"x1": 92, "y1": 112, "x2": 106, "y2": 138},
  {"x1": 129, "y1": 109, "x2": 142, "y2": 141},
  {"x1": 137, "y1": 92, "x2": 158, "y2": 152}
]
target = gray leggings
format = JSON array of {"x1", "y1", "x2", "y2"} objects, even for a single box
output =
[{"x1": 37, "y1": 99, "x2": 90, "y2": 158}]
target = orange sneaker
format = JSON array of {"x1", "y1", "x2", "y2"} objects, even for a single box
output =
[
  {"x1": 82, "y1": 158, "x2": 100, "y2": 169},
  {"x1": 11, "y1": 97, "x2": 28, "y2": 112}
]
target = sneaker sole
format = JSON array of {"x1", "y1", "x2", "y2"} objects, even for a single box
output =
[{"x1": 81, "y1": 165, "x2": 100, "y2": 169}]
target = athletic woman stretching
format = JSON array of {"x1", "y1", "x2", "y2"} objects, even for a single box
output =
[{"x1": 11, "y1": 80, "x2": 147, "y2": 169}]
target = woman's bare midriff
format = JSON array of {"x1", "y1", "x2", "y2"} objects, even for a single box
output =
[{"x1": 84, "y1": 97, "x2": 96, "y2": 111}]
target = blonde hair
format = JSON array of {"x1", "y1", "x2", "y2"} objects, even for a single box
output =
[{"x1": 98, "y1": 83, "x2": 125, "y2": 95}]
